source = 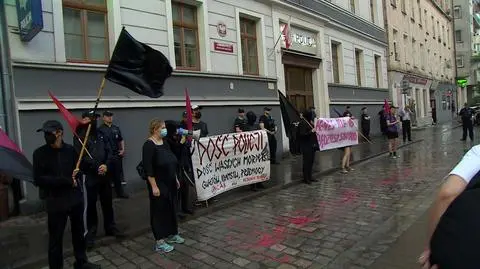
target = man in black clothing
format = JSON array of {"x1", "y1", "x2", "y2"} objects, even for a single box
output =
[
  {"x1": 98, "y1": 111, "x2": 129, "y2": 199},
  {"x1": 233, "y1": 108, "x2": 247, "y2": 132},
  {"x1": 298, "y1": 110, "x2": 318, "y2": 184},
  {"x1": 459, "y1": 103, "x2": 474, "y2": 141},
  {"x1": 33, "y1": 120, "x2": 100, "y2": 269},
  {"x1": 259, "y1": 107, "x2": 278, "y2": 164},
  {"x1": 192, "y1": 105, "x2": 208, "y2": 138},
  {"x1": 360, "y1": 107, "x2": 371, "y2": 141},
  {"x1": 343, "y1": 106, "x2": 352, "y2": 118},
  {"x1": 75, "y1": 111, "x2": 123, "y2": 249}
]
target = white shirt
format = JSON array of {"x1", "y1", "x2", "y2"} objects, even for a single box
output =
[{"x1": 449, "y1": 145, "x2": 480, "y2": 183}]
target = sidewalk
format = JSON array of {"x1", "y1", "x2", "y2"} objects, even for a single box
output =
[{"x1": 0, "y1": 122, "x2": 456, "y2": 269}]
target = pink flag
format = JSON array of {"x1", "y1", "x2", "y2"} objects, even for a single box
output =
[
  {"x1": 0, "y1": 128, "x2": 22, "y2": 154},
  {"x1": 384, "y1": 99, "x2": 391, "y2": 114},
  {"x1": 48, "y1": 91, "x2": 81, "y2": 136},
  {"x1": 282, "y1": 24, "x2": 291, "y2": 49}
]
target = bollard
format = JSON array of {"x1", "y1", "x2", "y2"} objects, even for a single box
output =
[{"x1": 0, "y1": 182, "x2": 8, "y2": 221}]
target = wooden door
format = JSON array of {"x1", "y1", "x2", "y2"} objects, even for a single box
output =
[{"x1": 284, "y1": 65, "x2": 314, "y2": 112}]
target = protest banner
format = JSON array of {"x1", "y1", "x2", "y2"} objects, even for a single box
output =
[
  {"x1": 315, "y1": 117, "x2": 358, "y2": 151},
  {"x1": 191, "y1": 130, "x2": 270, "y2": 201}
]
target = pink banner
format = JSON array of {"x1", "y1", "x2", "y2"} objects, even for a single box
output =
[{"x1": 315, "y1": 117, "x2": 358, "y2": 151}]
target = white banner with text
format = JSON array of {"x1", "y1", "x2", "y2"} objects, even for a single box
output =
[
  {"x1": 191, "y1": 130, "x2": 270, "y2": 201},
  {"x1": 315, "y1": 117, "x2": 359, "y2": 151}
]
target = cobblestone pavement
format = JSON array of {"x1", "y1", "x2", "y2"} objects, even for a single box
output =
[{"x1": 55, "y1": 126, "x2": 470, "y2": 269}]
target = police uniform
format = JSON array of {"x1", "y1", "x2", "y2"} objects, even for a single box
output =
[
  {"x1": 259, "y1": 107, "x2": 278, "y2": 164},
  {"x1": 98, "y1": 111, "x2": 128, "y2": 198},
  {"x1": 75, "y1": 110, "x2": 123, "y2": 249},
  {"x1": 233, "y1": 108, "x2": 247, "y2": 132},
  {"x1": 33, "y1": 120, "x2": 100, "y2": 269}
]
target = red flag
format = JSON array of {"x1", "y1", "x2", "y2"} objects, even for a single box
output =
[
  {"x1": 48, "y1": 91, "x2": 81, "y2": 136},
  {"x1": 0, "y1": 128, "x2": 22, "y2": 154},
  {"x1": 282, "y1": 24, "x2": 291, "y2": 49},
  {"x1": 384, "y1": 99, "x2": 391, "y2": 114},
  {"x1": 185, "y1": 88, "x2": 193, "y2": 131}
]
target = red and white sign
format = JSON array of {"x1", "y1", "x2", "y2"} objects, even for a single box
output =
[
  {"x1": 281, "y1": 23, "x2": 291, "y2": 49},
  {"x1": 214, "y1": 42, "x2": 234, "y2": 53},
  {"x1": 315, "y1": 117, "x2": 358, "y2": 151}
]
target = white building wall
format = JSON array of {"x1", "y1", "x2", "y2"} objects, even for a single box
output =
[
  {"x1": 324, "y1": 29, "x2": 388, "y2": 88},
  {"x1": 5, "y1": 0, "x2": 276, "y2": 78},
  {"x1": 330, "y1": 0, "x2": 385, "y2": 29}
]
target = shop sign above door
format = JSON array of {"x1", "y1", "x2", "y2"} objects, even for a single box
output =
[
  {"x1": 16, "y1": 0, "x2": 44, "y2": 42},
  {"x1": 280, "y1": 24, "x2": 317, "y2": 55}
]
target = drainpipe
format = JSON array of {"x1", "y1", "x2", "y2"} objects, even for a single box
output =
[{"x1": 0, "y1": 0, "x2": 16, "y2": 137}]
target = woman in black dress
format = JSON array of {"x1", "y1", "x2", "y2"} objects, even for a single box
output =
[{"x1": 142, "y1": 119, "x2": 184, "y2": 253}]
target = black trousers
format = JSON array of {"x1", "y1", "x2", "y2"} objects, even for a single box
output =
[
  {"x1": 463, "y1": 120, "x2": 474, "y2": 140},
  {"x1": 361, "y1": 125, "x2": 370, "y2": 141},
  {"x1": 48, "y1": 203, "x2": 87, "y2": 269},
  {"x1": 150, "y1": 190, "x2": 178, "y2": 240},
  {"x1": 402, "y1": 120, "x2": 412, "y2": 142},
  {"x1": 268, "y1": 134, "x2": 277, "y2": 163},
  {"x1": 179, "y1": 169, "x2": 193, "y2": 212},
  {"x1": 108, "y1": 157, "x2": 125, "y2": 195},
  {"x1": 10, "y1": 178, "x2": 22, "y2": 216},
  {"x1": 302, "y1": 146, "x2": 315, "y2": 182},
  {"x1": 86, "y1": 177, "x2": 115, "y2": 237}
]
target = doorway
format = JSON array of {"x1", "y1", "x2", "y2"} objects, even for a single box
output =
[{"x1": 284, "y1": 65, "x2": 314, "y2": 112}]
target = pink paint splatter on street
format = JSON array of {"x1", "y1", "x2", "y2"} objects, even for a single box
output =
[{"x1": 369, "y1": 200, "x2": 377, "y2": 208}]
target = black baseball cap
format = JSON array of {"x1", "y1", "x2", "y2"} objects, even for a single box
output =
[
  {"x1": 264, "y1": 107, "x2": 272, "y2": 111},
  {"x1": 238, "y1": 108, "x2": 245, "y2": 113},
  {"x1": 103, "y1": 111, "x2": 114, "y2": 116},
  {"x1": 82, "y1": 110, "x2": 100, "y2": 118},
  {"x1": 36, "y1": 120, "x2": 63, "y2": 133}
]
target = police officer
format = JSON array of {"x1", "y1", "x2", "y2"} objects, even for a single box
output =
[
  {"x1": 259, "y1": 107, "x2": 278, "y2": 164},
  {"x1": 75, "y1": 111, "x2": 123, "y2": 249},
  {"x1": 98, "y1": 111, "x2": 129, "y2": 199},
  {"x1": 33, "y1": 120, "x2": 100, "y2": 269},
  {"x1": 459, "y1": 103, "x2": 474, "y2": 141},
  {"x1": 233, "y1": 108, "x2": 247, "y2": 132}
]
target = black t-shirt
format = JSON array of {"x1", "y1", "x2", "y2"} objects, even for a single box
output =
[
  {"x1": 343, "y1": 111, "x2": 352, "y2": 117},
  {"x1": 193, "y1": 121, "x2": 209, "y2": 138},
  {"x1": 142, "y1": 140, "x2": 178, "y2": 197},
  {"x1": 233, "y1": 117, "x2": 248, "y2": 132}
]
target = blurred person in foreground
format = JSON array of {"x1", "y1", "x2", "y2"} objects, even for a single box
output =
[
  {"x1": 419, "y1": 145, "x2": 480, "y2": 269},
  {"x1": 33, "y1": 120, "x2": 100, "y2": 269},
  {"x1": 142, "y1": 119, "x2": 184, "y2": 253}
]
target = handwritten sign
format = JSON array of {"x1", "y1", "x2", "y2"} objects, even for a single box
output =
[
  {"x1": 315, "y1": 117, "x2": 358, "y2": 151},
  {"x1": 191, "y1": 130, "x2": 270, "y2": 201}
]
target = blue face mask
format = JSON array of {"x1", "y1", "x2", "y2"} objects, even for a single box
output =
[{"x1": 160, "y1": 128, "x2": 168, "y2": 138}]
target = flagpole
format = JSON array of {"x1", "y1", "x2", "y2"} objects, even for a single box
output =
[{"x1": 75, "y1": 77, "x2": 106, "y2": 171}]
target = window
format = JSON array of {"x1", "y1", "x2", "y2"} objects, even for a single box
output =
[
  {"x1": 442, "y1": 25, "x2": 445, "y2": 44},
  {"x1": 172, "y1": 2, "x2": 200, "y2": 70},
  {"x1": 401, "y1": 0, "x2": 406, "y2": 12},
  {"x1": 350, "y1": 0, "x2": 356, "y2": 13},
  {"x1": 456, "y1": 56, "x2": 464, "y2": 67},
  {"x1": 391, "y1": 0, "x2": 397, "y2": 7},
  {"x1": 455, "y1": 30, "x2": 462, "y2": 42},
  {"x1": 412, "y1": 38, "x2": 416, "y2": 67},
  {"x1": 431, "y1": 16, "x2": 435, "y2": 37},
  {"x1": 454, "y1": 5, "x2": 461, "y2": 18},
  {"x1": 355, "y1": 49, "x2": 363, "y2": 86},
  {"x1": 447, "y1": 28, "x2": 450, "y2": 46},
  {"x1": 403, "y1": 34, "x2": 409, "y2": 64},
  {"x1": 370, "y1": 0, "x2": 376, "y2": 22},
  {"x1": 420, "y1": 43, "x2": 424, "y2": 69},
  {"x1": 331, "y1": 42, "x2": 341, "y2": 83},
  {"x1": 374, "y1": 55, "x2": 381, "y2": 88},
  {"x1": 437, "y1": 21, "x2": 440, "y2": 42},
  {"x1": 62, "y1": 0, "x2": 109, "y2": 63},
  {"x1": 239, "y1": 17, "x2": 258, "y2": 75},
  {"x1": 393, "y1": 29, "x2": 399, "y2": 61},
  {"x1": 410, "y1": 0, "x2": 415, "y2": 19},
  {"x1": 424, "y1": 10, "x2": 428, "y2": 30}
]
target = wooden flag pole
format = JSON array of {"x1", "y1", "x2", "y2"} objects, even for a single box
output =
[{"x1": 75, "y1": 77, "x2": 107, "y2": 171}]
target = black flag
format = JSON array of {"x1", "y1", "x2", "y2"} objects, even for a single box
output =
[
  {"x1": 105, "y1": 27, "x2": 173, "y2": 98},
  {"x1": 278, "y1": 90, "x2": 301, "y2": 138}
]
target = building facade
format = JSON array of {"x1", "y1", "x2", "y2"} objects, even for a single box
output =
[
  {"x1": 2, "y1": 0, "x2": 388, "y2": 209},
  {"x1": 274, "y1": 0, "x2": 389, "y2": 150},
  {"x1": 385, "y1": 0, "x2": 457, "y2": 126}
]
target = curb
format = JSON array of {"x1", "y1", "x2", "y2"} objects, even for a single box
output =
[{"x1": 14, "y1": 139, "x2": 425, "y2": 269}]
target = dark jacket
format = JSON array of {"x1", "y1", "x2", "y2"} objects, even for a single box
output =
[
  {"x1": 297, "y1": 113, "x2": 316, "y2": 149},
  {"x1": 98, "y1": 123, "x2": 123, "y2": 156},
  {"x1": 33, "y1": 142, "x2": 85, "y2": 212},
  {"x1": 74, "y1": 124, "x2": 113, "y2": 185}
]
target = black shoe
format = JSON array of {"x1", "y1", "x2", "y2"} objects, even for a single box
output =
[
  {"x1": 178, "y1": 213, "x2": 187, "y2": 220},
  {"x1": 256, "y1": 183, "x2": 266, "y2": 189},
  {"x1": 80, "y1": 262, "x2": 101, "y2": 269},
  {"x1": 105, "y1": 227, "x2": 126, "y2": 238},
  {"x1": 311, "y1": 179, "x2": 319, "y2": 182},
  {"x1": 461, "y1": 139, "x2": 467, "y2": 141},
  {"x1": 303, "y1": 180, "x2": 311, "y2": 185},
  {"x1": 270, "y1": 161, "x2": 279, "y2": 165},
  {"x1": 86, "y1": 238, "x2": 95, "y2": 250}
]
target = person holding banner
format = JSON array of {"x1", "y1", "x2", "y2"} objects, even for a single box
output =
[
  {"x1": 298, "y1": 110, "x2": 318, "y2": 184},
  {"x1": 341, "y1": 109, "x2": 355, "y2": 174},
  {"x1": 142, "y1": 119, "x2": 184, "y2": 253},
  {"x1": 385, "y1": 107, "x2": 400, "y2": 159},
  {"x1": 259, "y1": 107, "x2": 278, "y2": 164}
]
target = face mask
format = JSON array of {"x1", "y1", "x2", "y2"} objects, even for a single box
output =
[
  {"x1": 160, "y1": 128, "x2": 168, "y2": 138},
  {"x1": 195, "y1": 111, "x2": 202, "y2": 119},
  {"x1": 44, "y1": 133, "x2": 57, "y2": 145}
]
